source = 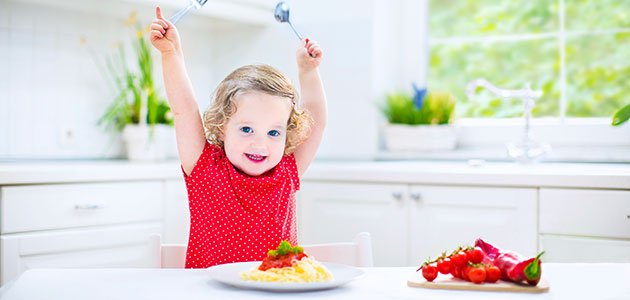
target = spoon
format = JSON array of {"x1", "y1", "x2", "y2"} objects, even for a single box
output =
[
  {"x1": 170, "y1": 0, "x2": 209, "y2": 24},
  {"x1": 274, "y1": 2, "x2": 316, "y2": 57},
  {"x1": 274, "y1": 2, "x2": 304, "y2": 40}
]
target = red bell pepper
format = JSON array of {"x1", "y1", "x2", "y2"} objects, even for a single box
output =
[{"x1": 475, "y1": 238, "x2": 544, "y2": 286}]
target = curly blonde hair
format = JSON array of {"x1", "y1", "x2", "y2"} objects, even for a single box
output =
[{"x1": 203, "y1": 64, "x2": 313, "y2": 155}]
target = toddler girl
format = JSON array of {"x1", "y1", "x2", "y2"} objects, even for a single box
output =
[{"x1": 149, "y1": 6, "x2": 326, "y2": 268}]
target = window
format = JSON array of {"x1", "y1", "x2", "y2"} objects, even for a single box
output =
[
  {"x1": 426, "y1": 0, "x2": 630, "y2": 162},
  {"x1": 428, "y1": 0, "x2": 629, "y2": 119}
]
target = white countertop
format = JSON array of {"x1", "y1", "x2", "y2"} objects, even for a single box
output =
[
  {"x1": 0, "y1": 160, "x2": 629, "y2": 189},
  {"x1": 303, "y1": 161, "x2": 630, "y2": 189},
  {"x1": 0, "y1": 160, "x2": 183, "y2": 185},
  {"x1": 1, "y1": 264, "x2": 629, "y2": 300}
]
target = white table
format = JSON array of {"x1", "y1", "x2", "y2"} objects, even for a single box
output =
[{"x1": 1, "y1": 264, "x2": 629, "y2": 300}]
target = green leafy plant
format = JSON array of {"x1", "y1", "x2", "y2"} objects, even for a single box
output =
[
  {"x1": 96, "y1": 16, "x2": 173, "y2": 132},
  {"x1": 612, "y1": 104, "x2": 630, "y2": 126},
  {"x1": 380, "y1": 89, "x2": 456, "y2": 125}
]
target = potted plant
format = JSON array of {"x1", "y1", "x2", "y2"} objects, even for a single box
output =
[
  {"x1": 380, "y1": 85, "x2": 457, "y2": 151},
  {"x1": 97, "y1": 15, "x2": 174, "y2": 160}
]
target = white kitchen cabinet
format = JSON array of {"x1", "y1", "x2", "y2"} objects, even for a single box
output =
[
  {"x1": 540, "y1": 234, "x2": 630, "y2": 263},
  {"x1": 408, "y1": 185, "x2": 538, "y2": 266},
  {"x1": 163, "y1": 179, "x2": 190, "y2": 244},
  {"x1": 298, "y1": 181, "x2": 538, "y2": 267},
  {"x1": 0, "y1": 223, "x2": 161, "y2": 285},
  {"x1": 297, "y1": 182, "x2": 409, "y2": 267},
  {"x1": 1, "y1": 182, "x2": 163, "y2": 233},
  {"x1": 539, "y1": 188, "x2": 630, "y2": 262},
  {"x1": 0, "y1": 181, "x2": 166, "y2": 284}
]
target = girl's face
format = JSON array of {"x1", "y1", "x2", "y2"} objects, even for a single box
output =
[{"x1": 223, "y1": 91, "x2": 293, "y2": 176}]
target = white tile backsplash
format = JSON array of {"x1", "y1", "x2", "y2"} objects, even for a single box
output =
[
  {"x1": 1, "y1": 2, "x2": 152, "y2": 158},
  {"x1": 0, "y1": 29, "x2": 7, "y2": 155},
  {"x1": 8, "y1": 2, "x2": 35, "y2": 31},
  {"x1": 2, "y1": 0, "x2": 393, "y2": 159},
  {"x1": 0, "y1": 1, "x2": 8, "y2": 29}
]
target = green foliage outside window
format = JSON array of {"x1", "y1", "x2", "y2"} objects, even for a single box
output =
[{"x1": 428, "y1": 0, "x2": 630, "y2": 119}]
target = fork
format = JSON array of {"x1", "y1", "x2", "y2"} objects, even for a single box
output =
[{"x1": 170, "y1": 0, "x2": 209, "y2": 24}]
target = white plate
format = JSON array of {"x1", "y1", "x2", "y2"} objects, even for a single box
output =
[{"x1": 208, "y1": 261, "x2": 365, "y2": 292}]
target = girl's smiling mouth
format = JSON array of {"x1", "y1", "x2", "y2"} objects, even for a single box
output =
[{"x1": 245, "y1": 153, "x2": 267, "y2": 163}]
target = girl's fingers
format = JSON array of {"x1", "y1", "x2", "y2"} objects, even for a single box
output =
[
  {"x1": 150, "y1": 30, "x2": 164, "y2": 39},
  {"x1": 150, "y1": 23, "x2": 166, "y2": 35},
  {"x1": 152, "y1": 18, "x2": 168, "y2": 29},
  {"x1": 157, "y1": 19, "x2": 168, "y2": 29},
  {"x1": 156, "y1": 6, "x2": 164, "y2": 20},
  {"x1": 308, "y1": 45, "x2": 321, "y2": 56}
]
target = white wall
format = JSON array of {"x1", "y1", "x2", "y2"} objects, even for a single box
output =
[{"x1": 0, "y1": 0, "x2": 428, "y2": 160}]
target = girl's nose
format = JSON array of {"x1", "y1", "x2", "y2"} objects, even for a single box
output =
[{"x1": 250, "y1": 134, "x2": 267, "y2": 149}]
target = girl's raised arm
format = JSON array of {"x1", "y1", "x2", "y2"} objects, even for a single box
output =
[
  {"x1": 150, "y1": 6, "x2": 206, "y2": 175},
  {"x1": 293, "y1": 38, "x2": 326, "y2": 176}
]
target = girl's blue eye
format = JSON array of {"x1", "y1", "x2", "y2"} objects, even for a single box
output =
[
  {"x1": 268, "y1": 130, "x2": 280, "y2": 137},
  {"x1": 240, "y1": 126, "x2": 253, "y2": 134}
]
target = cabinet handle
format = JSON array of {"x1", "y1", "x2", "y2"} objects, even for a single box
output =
[
  {"x1": 74, "y1": 204, "x2": 104, "y2": 210},
  {"x1": 410, "y1": 192, "x2": 421, "y2": 202},
  {"x1": 392, "y1": 192, "x2": 403, "y2": 201}
]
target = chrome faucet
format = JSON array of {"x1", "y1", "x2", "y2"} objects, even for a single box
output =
[
  {"x1": 466, "y1": 78, "x2": 551, "y2": 163},
  {"x1": 465, "y1": 78, "x2": 542, "y2": 102}
]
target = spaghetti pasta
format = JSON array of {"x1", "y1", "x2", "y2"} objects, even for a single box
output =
[{"x1": 240, "y1": 256, "x2": 333, "y2": 283}]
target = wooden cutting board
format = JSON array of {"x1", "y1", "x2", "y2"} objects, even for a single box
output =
[{"x1": 407, "y1": 274, "x2": 550, "y2": 293}]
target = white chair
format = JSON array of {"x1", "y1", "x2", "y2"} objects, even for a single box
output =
[
  {"x1": 148, "y1": 234, "x2": 187, "y2": 268},
  {"x1": 148, "y1": 232, "x2": 373, "y2": 268},
  {"x1": 303, "y1": 232, "x2": 373, "y2": 267}
]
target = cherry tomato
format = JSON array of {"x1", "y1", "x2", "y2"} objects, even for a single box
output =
[
  {"x1": 461, "y1": 265, "x2": 471, "y2": 281},
  {"x1": 422, "y1": 264, "x2": 438, "y2": 282},
  {"x1": 468, "y1": 266, "x2": 487, "y2": 284},
  {"x1": 467, "y1": 247, "x2": 485, "y2": 264},
  {"x1": 450, "y1": 266, "x2": 461, "y2": 279},
  {"x1": 485, "y1": 265, "x2": 501, "y2": 283},
  {"x1": 451, "y1": 252, "x2": 468, "y2": 268},
  {"x1": 437, "y1": 258, "x2": 453, "y2": 275}
]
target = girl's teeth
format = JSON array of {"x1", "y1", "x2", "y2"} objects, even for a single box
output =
[{"x1": 246, "y1": 154, "x2": 265, "y2": 161}]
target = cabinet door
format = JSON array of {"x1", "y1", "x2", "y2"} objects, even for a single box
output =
[
  {"x1": 298, "y1": 182, "x2": 408, "y2": 267},
  {"x1": 540, "y1": 188, "x2": 630, "y2": 239},
  {"x1": 163, "y1": 179, "x2": 190, "y2": 244},
  {"x1": 539, "y1": 188, "x2": 630, "y2": 262},
  {"x1": 540, "y1": 234, "x2": 630, "y2": 263},
  {"x1": 409, "y1": 185, "x2": 537, "y2": 266},
  {"x1": 0, "y1": 222, "x2": 162, "y2": 285}
]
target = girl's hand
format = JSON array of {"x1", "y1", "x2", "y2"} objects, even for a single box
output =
[
  {"x1": 296, "y1": 38, "x2": 323, "y2": 71},
  {"x1": 150, "y1": 6, "x2": 181, "y2": 54}
]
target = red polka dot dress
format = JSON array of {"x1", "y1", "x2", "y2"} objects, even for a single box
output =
[{"x1": 182, "y1": 142, "x2": 300, "y2": 268}]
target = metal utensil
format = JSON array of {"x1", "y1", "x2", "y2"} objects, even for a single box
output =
[
  {"x1": 274, "y1": 2, "x2": 303, "y2": 40},
  {"x1": 170, "y1": 0, "x2": 209, "y2": 24}
]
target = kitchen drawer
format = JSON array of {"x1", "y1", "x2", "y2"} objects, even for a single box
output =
[
  {"x1": 1, "y1": 181, "x2": 163, "y2": 233},
  {"x1": 540, "y1": 234, "x2": 630, "y2": 263},
  {"x1": 0, "y1": 222, "x2": 161, "y2": 284},
  {"x1": 539, "y1": 188, "x2": 630, "y2": 239}
]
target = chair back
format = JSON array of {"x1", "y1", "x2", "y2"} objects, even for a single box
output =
[
  {"x1": 149, "y1": 234, "x2": 187, "y2": 268},
  {"x1": 148, "y1": 232, "x2": 374, "y2": 268},
  {"x1": 303, "y1": 232, "x2": 373, "y2": 267}
]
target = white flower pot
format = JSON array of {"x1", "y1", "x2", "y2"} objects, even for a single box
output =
[
  {"x1": 383, "y1": 123, "x2": 457, "y2": 152},
  {"x1": 122, "y1": 124, "x2": 176, "y2": 161}
]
